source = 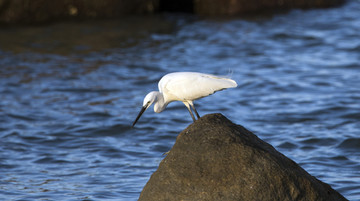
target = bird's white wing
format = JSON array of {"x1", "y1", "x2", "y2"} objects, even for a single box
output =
[{"x1": 159, "y1": 72, "x2": 237, "y2": 101}]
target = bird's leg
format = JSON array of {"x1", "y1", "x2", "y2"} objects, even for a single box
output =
[
  {"x1": 183, "y1": 102, "x2": 196, "y2": 122},
  {"x1": 189, "y1": 101, "x2": 200, "y2": 119}
]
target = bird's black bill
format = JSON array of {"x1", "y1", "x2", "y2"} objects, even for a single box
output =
[{"x1": 132, "y1": 106, "x2": 147, "y2": 127}]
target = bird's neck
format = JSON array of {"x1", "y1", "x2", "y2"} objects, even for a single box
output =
[{"x1": 154, "y1": 92, "x2": 168, "y2": 113}]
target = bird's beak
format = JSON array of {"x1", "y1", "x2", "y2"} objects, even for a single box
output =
[{"x1": 132, "y1": 104, "x2": 148, "y2": 127}]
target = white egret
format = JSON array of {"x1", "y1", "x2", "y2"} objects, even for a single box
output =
[{"x1": 132, "y1": 72, "x2": 237, "y2": 126}]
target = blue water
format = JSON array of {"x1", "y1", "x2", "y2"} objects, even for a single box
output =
[{"x1": 1, "y1": 1, "x2": 360, "y2": 200}]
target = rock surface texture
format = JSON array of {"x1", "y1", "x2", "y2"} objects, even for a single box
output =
[{"x1": 139, "y1": 113, "x2": 347, "y2": 201}]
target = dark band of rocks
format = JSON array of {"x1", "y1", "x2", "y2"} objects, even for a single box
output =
[{"x1": 0, "y1": 0, "x2": 346, "y2": 24}]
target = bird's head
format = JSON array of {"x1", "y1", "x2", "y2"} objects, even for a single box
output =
[
  {"x1": 142, "y1": 91, "x2": 158, "y2": 109},
  {"x1": 132, "y1": 91, "x2": 159, "y2": 127}
]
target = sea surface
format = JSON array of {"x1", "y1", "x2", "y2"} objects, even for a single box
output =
[{"x1": 0, "y1": 1, "x2": 359, "y2": 200}]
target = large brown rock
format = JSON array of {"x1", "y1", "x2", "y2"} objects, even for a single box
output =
[{"x1": 139, "y1": 113, "x2": 347, "y2": 201}]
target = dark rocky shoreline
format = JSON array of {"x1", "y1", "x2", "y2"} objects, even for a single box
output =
[{"x1": 0, "y1": 0, "x2": 346, "y2": 24}]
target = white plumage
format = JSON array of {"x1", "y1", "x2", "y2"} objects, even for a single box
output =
[{"x1": 132, "y1": 72, "x2": 237, "y2": 126}]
